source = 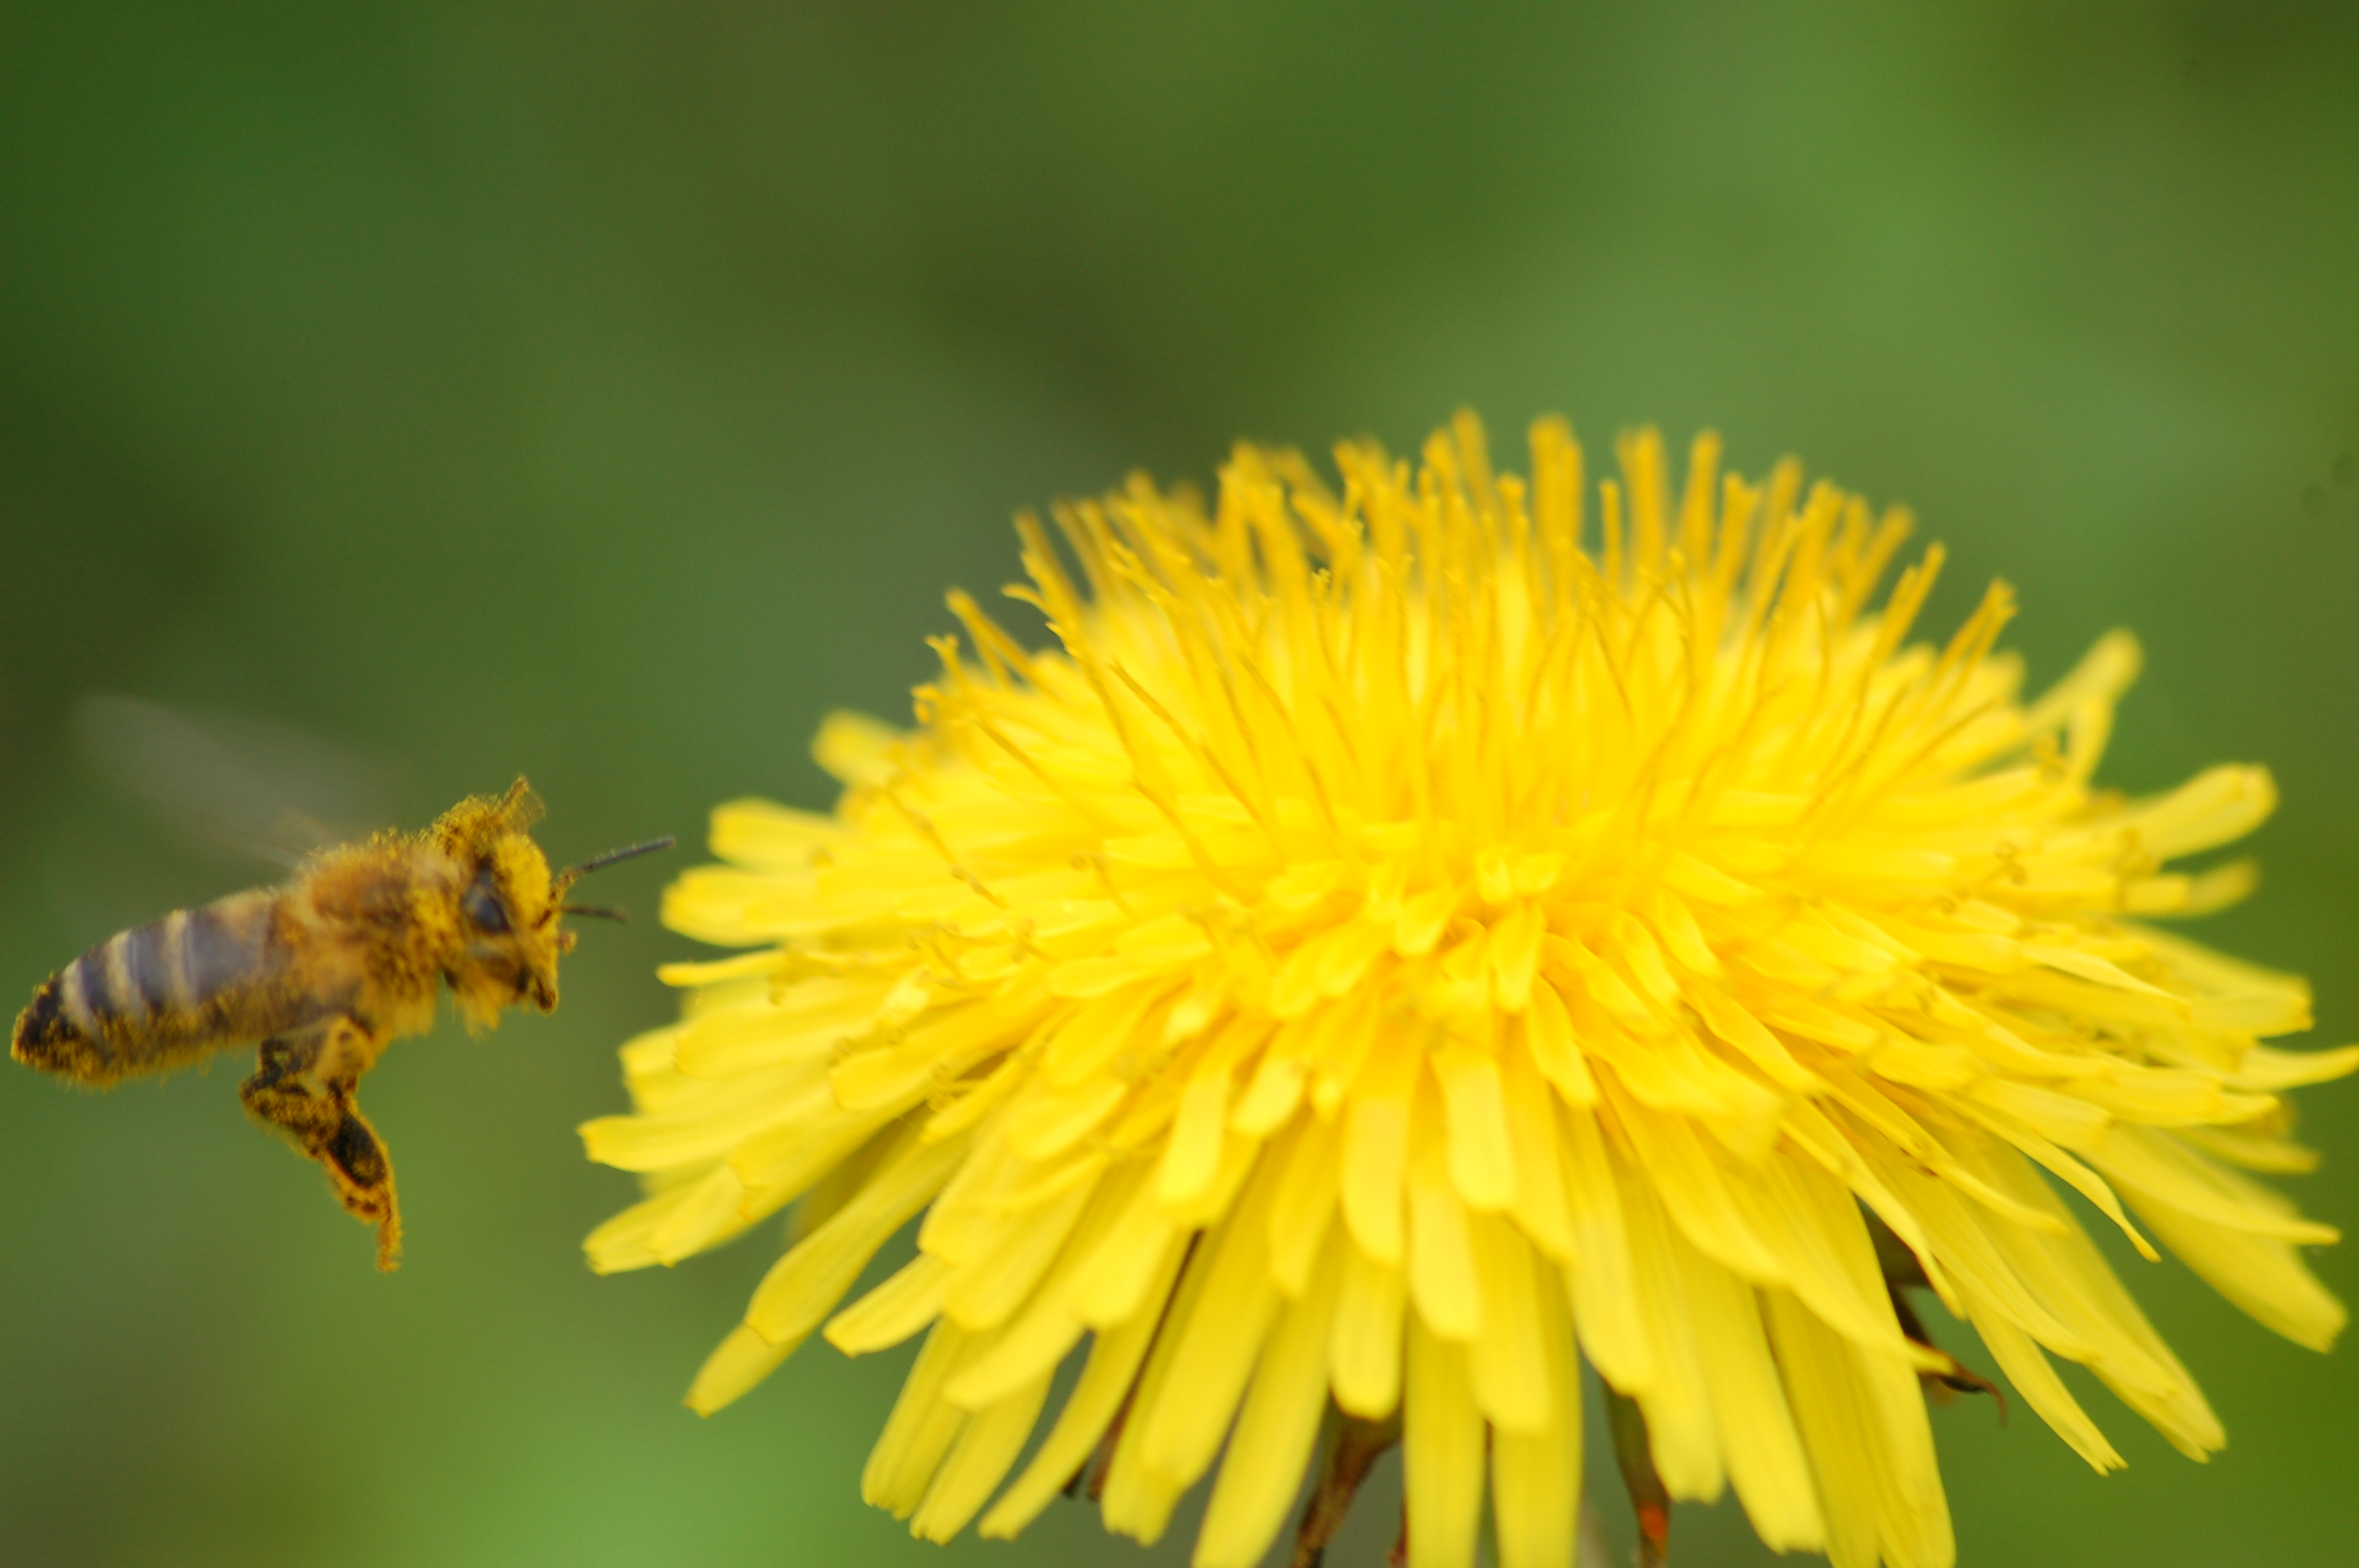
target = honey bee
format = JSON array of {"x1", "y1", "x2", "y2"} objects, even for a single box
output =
[{"x1": 11, "y1": 778, "x2": 671, "y2": 1269}]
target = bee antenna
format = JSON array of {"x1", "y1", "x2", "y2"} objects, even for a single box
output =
[
  {"x1": 555, "y1": 836, "x2": 677, "y2": 889},
  {"x1": 561, "y1": 902, "x2": 629, "y2": 922}
]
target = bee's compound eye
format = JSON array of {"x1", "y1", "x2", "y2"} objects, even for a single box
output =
[{"x1": 463, "y1": 868, "x2": 511, "y2": 934}]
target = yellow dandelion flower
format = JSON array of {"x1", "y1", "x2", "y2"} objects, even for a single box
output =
[{"x1": 583, "y1": 414, "x2": 2354, "y2": 1568}]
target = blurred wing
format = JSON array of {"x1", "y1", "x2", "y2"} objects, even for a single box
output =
[{"x1": 72, "y1": 692, "x2": 398, "y2": 868}]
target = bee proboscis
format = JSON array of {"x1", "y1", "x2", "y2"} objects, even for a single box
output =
[{"x1": 11, "y1": 779, "x2": 671, "y2": 1269}]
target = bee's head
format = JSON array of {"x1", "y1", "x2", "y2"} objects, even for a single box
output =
[
  {"x1": 431, "y1": 779, "x2": 569, "y2": 1025},
  {"x1": 430, "y1": 779, "x2": 673, "y2": 1028}
]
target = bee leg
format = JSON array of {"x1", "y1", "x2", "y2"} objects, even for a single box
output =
[
  {"x1": 322, "y1": 1087, "x2": 401, "y2": 1272},
  {"x1": 239, "y1": 1018, "x2": 402, "y2": 1271}
]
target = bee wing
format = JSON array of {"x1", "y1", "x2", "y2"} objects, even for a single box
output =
[{"x1": 72, "y1": 693, "x2": 399, "y2": 868}]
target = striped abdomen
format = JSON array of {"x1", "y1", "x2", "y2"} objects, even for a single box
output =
[{"x1": 12, "y1": 888, "x2": 293, "y2": 1084}]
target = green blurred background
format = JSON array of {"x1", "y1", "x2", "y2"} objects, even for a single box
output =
[{"x1": 3, "y1": 2, "x2": 2355, "y2": 1564}]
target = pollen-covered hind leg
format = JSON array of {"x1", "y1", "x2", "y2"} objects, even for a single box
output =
[
  {"x1": 239, "y1": 1018, "x2": 402, "y2": 1270},
  {"x1": 320, "y1": 1091, "x2": 400, "y2": 1269}
]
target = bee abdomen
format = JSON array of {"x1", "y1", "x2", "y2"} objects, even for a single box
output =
[
  {"x1": 10, "y1": 975, "x2": 92, "y2": 1076},
  {"x1": 12, "y1": 890, "x2": 277, "y2": 1083}
]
